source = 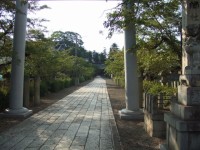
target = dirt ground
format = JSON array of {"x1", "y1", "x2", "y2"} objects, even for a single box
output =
[
  {"x1": 106, "y1": 78, "x2": 164, "y2": 150},
  {"x1": 0, "y1": 78, "x2": 164, "y2": 149}
]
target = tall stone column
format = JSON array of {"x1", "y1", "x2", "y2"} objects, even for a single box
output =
[
  {"x1": 161, "y1": 0, "x2": 200, "y2": 149},
  {"x1": 2, "y1": 0, "x2": 32, "y2": 117},
  {"x1": 119, "y1": 2, "x2": 143, "y2": 120}
]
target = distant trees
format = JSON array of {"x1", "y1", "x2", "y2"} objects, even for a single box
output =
[
  {"x1": 50, "y1": 31, "x2": 107, "y2": 64},
  {"x1": 23, "y1": 29, "x2": 97, "y2": 106},
  {"x1": 105, "y1": 49, "x2": 124, "y2": 79},
  {"x1": 51, "y1": 31, "x2": 83, "y2": 51},
  {"x1": 109, "y1": 43, "x2": 119, "y2": 53},
  {"x1": 105, "y1": 43, "x2": 124, "y2": 85}
]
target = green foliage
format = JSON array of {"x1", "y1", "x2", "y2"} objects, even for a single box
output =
[
  {"x1": 55, "y1": 73, "x2": 72, "y2": 88},
  {"x1": 25, "y1": 30, "x2": 96, "y2": 98},
  {"x1": 105, "y1": 49, "x2": 125, "y2": 87},
  {"x1": 72, "y1": 56, "x2": 95, "y2": 80},
  {"x1": 109, "y1": 43, "x2": 119, "y2": 53},
  {"x1": 40, "y1": 80, "x2": 48, "y2": 96},
  {"x1": 103, "y1": 1, "x2": 182, "y2": 80},
  {"x1": 48, "y1": 79, "x2": 65, "y2": 92},
  {"x1": 0, "y1": 85, "x2": 9, "y2": 110},
  {"x1": 25, "y1": 37, "x2": 74, "y2": 79},
  {"x1": 143, "y1": 80, "x2": 177, "y2": 95},
  {"x1": 51, "y1": 31, "x2": 83, "y2": 51},
  {"x1": 40, "y1": 76, "x2": 72, "y2": 96},
  {"x1": 79, "y1": 76, "x2": 85, "y2": 83},
  {"x1": 1, "y1": 1, "x2": 101, "y2": 106},
  {"x1": 113, "y1": 77, "x2": 125, "y2": 87},
  {"x1": 137, "y1": 46, "x2": 180, "y2": 79},
  {"x1": 64, "y1": 78, "x2": 72, "y2": 88},
  {"x1": 0, "y1": 1, "x2": 49, "y2": 56},
  {"x1": 105, "y1": 50, "x2": 124, "y2": 78},
  {"x1": 104, "y1": 0, "x2": 182, "y2": 63}
]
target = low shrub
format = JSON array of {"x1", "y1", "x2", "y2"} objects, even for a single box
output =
[
  {"x1": 0, "y1": 86, "x2": 9, "y2": 111},
  {"x1": 64, "y1": 78, "x2": 72, "y2": 88},
  {"x1": 143, "y1": 80, "x2": 177, "y2": 95},
  {"x1": 71, "y1": 78, "x2": 76, "y2": 86},
  {"x1": 114, "y1": 77, "x2": 125, "y2": 88},
  {"x1": 49, "y1": 80, "x2": 64, "y2": 92},
  {"x1": 48, "y1": 77, "x2": 72, "y2": 92},
  {"x1": 40, "y1": 80, "x2": 48, "y2": 96},
  {"x1": 79, "y1": 76, "x2": 85, "y2": 83}
]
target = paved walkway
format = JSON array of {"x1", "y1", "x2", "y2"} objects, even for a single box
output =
[{"x1": 0, "y1": 77, "x2": 119, "y2": 150}]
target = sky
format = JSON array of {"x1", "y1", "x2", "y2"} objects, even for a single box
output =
[{"x1": 32, "y1": 0, "x2": 124, "y2": 53}]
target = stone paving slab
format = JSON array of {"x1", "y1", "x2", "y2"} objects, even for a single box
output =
[{"x1": 0, "y1": 77, "x2": 119, "y2": 150}]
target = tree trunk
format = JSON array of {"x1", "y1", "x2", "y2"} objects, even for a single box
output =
[
  {"x1": 34, "y1": 75, "x2": 40, "y2": 106},
  {"x1": 24, "y1": 76, "x2": 30, "y2": 107}
]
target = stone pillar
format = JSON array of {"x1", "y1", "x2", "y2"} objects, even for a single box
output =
[
  {"x1": 119, "y1": 1, "x2": 143, "y2": 120},
  {"x1": 2, "y1": 0, "x2": 32, "y2": 117},
  {"x1": 160, "y1": 0, "x2": 200, "y2": 149}
]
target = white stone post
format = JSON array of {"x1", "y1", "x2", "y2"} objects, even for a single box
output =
[
  {"x1": 119, "y1": 1, "x2": 143, "y2": 120},
  {"x1": 3, "y1": 0, "x2": 32, "y2": 117}
]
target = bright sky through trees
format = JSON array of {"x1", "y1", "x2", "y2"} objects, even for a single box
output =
[{"x1": 32, "y1": 1, "x2": 124, "y2": 53}]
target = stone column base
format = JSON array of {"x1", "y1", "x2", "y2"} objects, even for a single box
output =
[
  {"x1": 119, "y1": 108, "x2": 143, "y2": 120},
  {"x1": 0, "y1": 107, "x2": 32, "y2": 118},
  {"x1": 161, "y1": 112, "x2": 200, "y2": 150}
]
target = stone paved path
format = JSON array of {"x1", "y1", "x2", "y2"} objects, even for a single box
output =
[{"x1": 0, "y1": 77, "x2": 118, "y2": 150}]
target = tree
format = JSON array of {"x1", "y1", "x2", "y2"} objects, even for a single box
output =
[
  {"x1": 104, "y1": 0, "x2": 182, "y2": 80},
  {"x1": 92, "y1": 50, "x2": 100, "y2": 64},
  {"x1": 137, "y1": 43, "x2": 180, "y2": 80},
  {"x1": 99, "y1": 52, "x2": 106, "y2": 64},
  {"x1": 71, "y1": 56, "x2": 95, "y2": 81},
  {"x1": 108, "y1": 43, "x2": 120, "y2": 61},
  {"x1": 0, "y1": 0, "x2": 49, "y2": 56},
  {"x1": 105, "y1": 50, "x2": 124, "y2": 79},
  {"x1": 104, "y1": 0, "x2": 181, "y2": 56},
  {"x1": 109, "y1": 43, "x2": 119, "y2": 53},
  {"x1": 25, "y1": 38, "x2": 53, "y2": 106},
  {"x1": 51, "y1": 31, "x2": 83, "y2": 51},
  {"x1": 25, "y1": 35, "x2": 75, "y2": 105},
  {"x1": 0, "y1": 1, "x2": 49, "y2": 106},
  {"x1": 86, "y1": 51, "x2": 93, "y2": 63}
]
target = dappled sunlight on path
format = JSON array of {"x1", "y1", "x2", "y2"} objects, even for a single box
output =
[{"x1": 0, "y1": 77, "x2": 118, "y2": 150}]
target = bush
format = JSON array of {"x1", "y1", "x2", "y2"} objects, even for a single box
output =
[
  {"x1": 40, "y1": 80, "x2": 48, "y2": 96},
  {"x1": 48, "y1": 77, "x2": 72, "y2": 92},
  {"x1": 113, "y1": 77, "x2": 125, "y2": 87},
  {"x1": 0, "y1": 86, "x2": 9, "y2": 111},
  {"x1": 79, "y1": 76, "x2": 85, "y2": 83},
  {"x1": 49, "y1": 80, "x2": 64, "y2": 92},
  {"x1": 143, "y1": 80, "x2": 177, "y2": 95},
  {"x1": 71, "y1": 78, "x2": 76, "y2": 86},
  {"x1": 29, "y1": 81, "x2": 34, "y2": 99},
  {"x1": 64, "y1": 77, "x2": 72, "y2": 88}
]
